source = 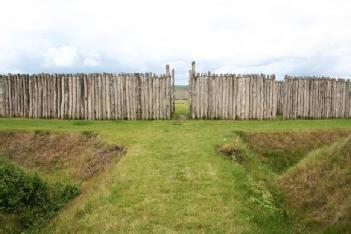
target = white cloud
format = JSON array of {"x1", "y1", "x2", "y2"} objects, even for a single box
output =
[
  {"x1": 83, "y1": 52, "x2": 100, "y2": 67},
  {"x1": 83, "y1": 57, "x2": 100, "y2": 67},
  {"x1": 44, "y1": 46, "x2": 78, "y2": 67},
  {"x1": 0, "y1": 0, "x2": 350, "y2": 83}
]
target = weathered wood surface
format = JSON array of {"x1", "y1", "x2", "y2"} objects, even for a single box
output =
[
  {"x1": 189, "y1": 63, "x2": 277, "y2": 120},
  {"x1": 0, "y1": 70, "x2": 174, "y2": 120},
  {"x1": 0, "y1": 76, "x2": 3, "y2": 117},
  {"x1": 276, "y1": 81, "x2": 284, "y2": 114},
  {"x1": 283, "y1": 76, "x2": 351, "y2": 119}
]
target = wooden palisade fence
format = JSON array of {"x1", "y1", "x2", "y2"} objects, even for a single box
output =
[
  {"x1": 189, "y1": 62, "x2": 277, "y2": 120},
  {"x1": 0, "y1": 65, "x2": 175, "y2": 120},
  {"x1": 276, "y1": 81, "x2": 284, "y2": 115},
  {"x1": 283, "y1": 76, "x2": 351, "y2": 119},
  {"x1": 1, "y1": 63, "x2": 350, "y2": 121},
  {"x1": 0, "y1": 77, "x2": 3, "y2": 117}
]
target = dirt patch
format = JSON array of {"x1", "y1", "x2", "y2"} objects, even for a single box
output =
[
  {"x1": 278, "y1": 136, "x2": 351, "y2": 232},
  {"x1": 82, "y1": 145, "x2": 126, "y2": 178},
  {"x1": 176, "y1": 114, "x2": 188, "y2": 121},
  {"x1": 0, "y1": 131, "x2": 126, "y2": 179},
  {"x1": 239, "y1": 129, "x2": 350, "y2": 172},
  {"x1": 173, "y1": 114, "x2": 188, "y2": 125}
]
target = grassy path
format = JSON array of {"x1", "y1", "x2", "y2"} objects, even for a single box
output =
[
  {"x1": 48, "y1": 121, "x2": 255, "y2": 233},
  {"x1": 1, "y1": 102, "x2": 351, "y2": 233}
]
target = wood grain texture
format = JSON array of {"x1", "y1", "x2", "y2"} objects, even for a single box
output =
[
  {"x1": 283, "y1": 76, "x2": 351, "y2": 119},
  {"x1": 0, "y1": 72, "x2": 173, "y2": 120}
]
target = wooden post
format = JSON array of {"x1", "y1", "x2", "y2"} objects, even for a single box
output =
[
  {"x1": 172, "y1": 69, "x2": 175, "y2": 115},
  {"x1": 0, "y1": 75, "x2": 3, "y2": 117}
]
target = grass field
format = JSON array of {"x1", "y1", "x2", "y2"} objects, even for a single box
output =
[{"x1": 1, "y1": 101, "x2": 351, "y2": 233}]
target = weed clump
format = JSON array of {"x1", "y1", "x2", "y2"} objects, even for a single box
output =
[
  {"x1": 218, "y1": 138, "x2": 246, "y2": 164},
  {"x1": 80, "y1": 130, "x2": 97, "y2": 139},
  {"x1": 0, "y1": 157, "x2": 80, "y2": 230}
]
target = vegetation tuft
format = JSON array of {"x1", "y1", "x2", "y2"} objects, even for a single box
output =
[
  {"x1": 0, "y1": 156, "x2": 80, "y2": 231},
  {"x1": 218, "y1": 137, "x2": 246, "y2": 164}
]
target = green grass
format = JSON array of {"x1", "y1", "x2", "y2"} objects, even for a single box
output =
[
  {"x1": 238, "y1": 130, "x2": 350, "y2": 173},
  {"x1": 0, "y1": 156, "x2": 80, "y2": 232},
  {"x1": 278, "y1": 136, "x2": 351, "y2": 233},
  {"x1": 0, "y1": 101, "x2": 351, "y2": 233},
  {"x1": 175, "y1": 85, "x2": 188, "y2": 89}
]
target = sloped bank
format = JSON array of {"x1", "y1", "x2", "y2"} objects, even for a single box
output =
[
  {"x1": 238, "y1": 129, "x2": 350, "y2": 172},
  {"x1": 278, "y1": 136, "x2": 351, "y2": 233},
  {"x1": 0, "y1": 131, "x2": 127, "y2": 180},
  {"x1": 218, "y1": 129, "x2": 351, "y2": 233},
  {"x1": 0, "y1": 131, "x2": 127, "y2": 233}
]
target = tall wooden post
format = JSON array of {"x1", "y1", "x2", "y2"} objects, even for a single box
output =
[{"x1": 172, "y1": 69, "x2": 175, "y2": 114}]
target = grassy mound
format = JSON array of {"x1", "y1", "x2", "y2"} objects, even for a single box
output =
[
  {"x1": 240, "y1": 130, "x2": 350, "y2": 172},
  {"x1": 0, "y1": 131, "x2": 127, "y2": 181},
  {"x1": 278, "y1": 136, "x2": 351, "y2": 233},
  {"x1": 221, "y1": 130, "x2": 351, "y2": 233},
  {"x1": 0, "y1": 156, "x2": 80, "y2": 232},
  {"x1": 0, "y1": 131, "x2": 127, "y2": 233}
]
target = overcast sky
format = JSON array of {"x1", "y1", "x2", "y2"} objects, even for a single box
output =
[{"x1": 1, "y1": 0, "x2": 350, "y2": 84}]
